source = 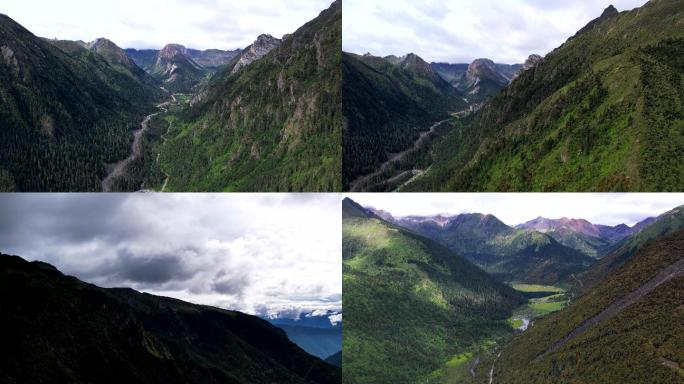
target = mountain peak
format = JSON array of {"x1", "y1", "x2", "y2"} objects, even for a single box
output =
[
  {"x1": 159, "y1": 43, "x2": 187, "y2": 59},
  {"x1": 602, "y1": 4, "x2": 618, "y2": 18},
  {"x1": 231, "y1": 34, "x2": 281, "y2": 74},
  {"x1": 523, "y1": 54, "x2": 542, "y2": 70}
]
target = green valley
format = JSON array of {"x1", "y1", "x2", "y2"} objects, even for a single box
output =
[{"x1": 343, "y1": 196, "x2": 684, "y2": 384}]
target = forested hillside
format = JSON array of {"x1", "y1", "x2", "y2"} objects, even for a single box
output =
[
  {"x1": 342, "y1": 198, "x2": 524, "y2": 383},
  {"x1": 156, "y1": 0, "x2": 342, "y2": 192},
  {"x1": 0, "y1": 14, "x2": 162, "y2": 191},
  {"x1": 342, "y1": 52, "x2": 466, "y2": 190},
  {"x1": 407, "y1": 0, "x2": 684, "y2": 192},
  {"x1": 468, "y1": 230, "x2": 684, "y2": 383}
]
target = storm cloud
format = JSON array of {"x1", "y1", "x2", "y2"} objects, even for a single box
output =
[
  {"x1": 0, "y1": 194, "x2": 341, "y2": 318},
  {"x1": 2, "y1": 0, "x2": 333, "y2": 50},
  {"x1": 343, "y1": 0, "x2": 649, "y2": 63}
]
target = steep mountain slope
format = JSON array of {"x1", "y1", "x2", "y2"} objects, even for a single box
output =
[
  {"x1": 150, "y1": 44, "x2": 206, "y2": 92},
  {"x1": 0, "y1": 14, "x2": 161, "y2": 191},
  {"x1": 431, "y1": 58, "x2": 527, "y2": 104},
  {"x1": 0, "y1": 254, "x2": 340, "y2": 384},
  {"x1": 409, "y1": 0, "x2": 684, "y2": 191},
  {"x1": 387, "y1": 212, "x2": 594, "y2": 284},
  {"x1": 468, "y1": 230, "x2": 684, "y2": 383},
  {"x1": 342, "y1": 198, "x2": 524, "y2": 383},
  {"x1": 157, "y1": 0, "x2": 341, "y2": 191},
  {"x1": 124, "y1": 48, "x2": 158, "y2": 71},
  {"x1": 342, "y1": 52, "x2": 466, "y2": 190},
  {"x1": 574, "y1": 205, "x2": 684, "y2": 292}
]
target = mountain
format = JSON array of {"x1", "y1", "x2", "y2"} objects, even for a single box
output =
[
  {"x1": 274, "y1": 325, "x2": 341, "y2": 361},
  {"x1": 150, "y1": 44, "x2": 206, "y2": 92},
  {"x1": 573, "y1": 205, "x2": 684, "y2": 292},
  {"x1": 0, "y1": 254, "x2": 341, "y2": 384},
  {"x1": 126, "y1": 47, "x2": 241, "y2": 72},
  {"x1": 342, "y1": 198, "x2": 525, "y2": 383},
  {"x1": 382, "y1": 211, "x2": 594, "y2": 284},
  {"x1": 0, "y1": 13, "x2": 162, "y2": 191},
  {"x1": 342, "y1": 52, "x2": 466, "y2": 190},
  {"x1": 267, "y1": 312, "x2": 342, "y2": 360},
  {"x1": 156, "y1": 0, "x2": 341, "y2": 191},
  {"x1": 186, "y1": 48, "x2": 241, "y2": 69},
  {"x1": 231, "y1": 34, "x2": 281, "y2": 73},
  {"x1": 516, "y1": 216, "x2": 640, "y2": 257},
  {"x1": 407, "y1": 0, "x2": 684, "y2": 191},
  {"x1": 431, "y1": 58, "x2": 526, "y2": 104},
  {"x1": 467, "y1": 229, "x2": 684, "y2": 383}
]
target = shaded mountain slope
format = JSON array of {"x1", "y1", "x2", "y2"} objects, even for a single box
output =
[
  {"x1": 0, "y1": 254, "x2": 340, "y2": 384},
  {"x1": 342, "y1": 52, "x2": 466, "y2": 189},
  {"x1": 342, "y1": 198, "x2": 524, "y2": 383},
  {"x1": 157, "y1": 0, "x2": 341, "y2": 191},
  {"x1": 408, "y1": 0, "x2": 684, "y2": 191},
  {"x1": 0, "y1": 14, "x2": 162, "y2": 191},
  {"x1": 468, "y1": 230, "x2": 684, "y2": 383},
  {"x1": 150, "y1": 44, "x2": 206, "y2": 92}
]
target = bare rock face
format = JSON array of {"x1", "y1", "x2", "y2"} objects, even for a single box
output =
[
  {"x1": 231, "y1": 34, "x2": 281, "y2": 74},
  {"x1": 523, "y1": 54, "x2": 542, "y2": 70},
  {"x1": 157, "y1": 44, "x2": 187, "y2": 63},
  {"x1": 1, "y1": 45, "x2": 19, "y2": 75},
  {"x1": 87, "y1": 38, "x2": 135, "y2": 67}
]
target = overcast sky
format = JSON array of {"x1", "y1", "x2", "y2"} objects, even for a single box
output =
[
  {"x1": 2, "y1": 0, "x2": 332, "y2": 50},
  {"x1": 347, "y1": 193, "x2": 684, "y2": 227},
  {"x1": 0, "y1": 194, "x2": 341, "y2": 322},
  {"x1": 343, "y1": 0, "x2": 649, "y2": 63}
]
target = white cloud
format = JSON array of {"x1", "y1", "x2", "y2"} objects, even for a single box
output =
[
  {"x1": 2, "y1": 0, "x2": 333, "y2": 50},
  {"x1": 343, "y1": 0, "x2": 649, "y2": 63},
  {"x1": 0, "y1": 193, "x2": 342, "y2": 318},
  {"x1": 345, "y1": 193, "x2": 684, "y2": 226}
]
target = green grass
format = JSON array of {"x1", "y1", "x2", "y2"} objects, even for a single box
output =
[
  {"x1": 528, "y1": 299, "x2": 566, "y2": 315},
  {"x1": 511, "y1": 284, "x2": 565, "y2": 293},
  {"x1": 508, "y1": 318, "x2": 524, "y2": 329}
]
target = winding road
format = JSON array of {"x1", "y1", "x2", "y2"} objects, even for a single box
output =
[
  {"x1": 101, "y1": 94, "x2": 176, "y2": 192},
  {"x1": 348, "y1": 119, "x2": 449, "y2": 192}
]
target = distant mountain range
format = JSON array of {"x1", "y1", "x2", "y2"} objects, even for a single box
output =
[
  {"x1": 0, "y1": 254, "x2": 340, "y2": 384},
  {"x1": 367, "y1": 206, "x2": 661, "y2": 284},
  {"x1": 267, "y1": 311, "x2": 342, "y2": 360},
  {"x1": 430, "y1": 55, "x2": 541, "y2": 104}
]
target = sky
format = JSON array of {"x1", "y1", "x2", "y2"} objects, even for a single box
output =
[
  {"x1": 343, "y1": 0, "x2": 649, "y2": 63},
  {"x1": 2, "y1": 0, "x2": 333, "y2": 50},
  {"x1": 346, "y1": 193, "x2": 684, "y2": 227},
  {"x1": 0, "y1": 194, "x2": 341, "y2": 322}
]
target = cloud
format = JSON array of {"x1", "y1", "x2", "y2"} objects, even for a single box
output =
[
  {"x1": 343, "y1": 0, "x2": 649, "y2": 63},
  {"x1": 345, "y1": 193, "x2": 684, "y2": 227},
  {"x1": 0, "y1": 193, "x2": 342, "y2": 318},
  {"x1": 3, "y1": 0, "x2": 333, "y2": 50}
]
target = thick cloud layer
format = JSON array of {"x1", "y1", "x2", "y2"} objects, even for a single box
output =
[
  {"x1": 0, "y1": 194, "x2": 342, "y2": 318},
  {"x1": 343, "y1": 0, "x2": 649, "y2": 63},
  {"x1": 347, "y1": 193, "x2": 684, "y2": 227},
  {"x1": 3, "y1": 0, "x2": 333, "y2": 50}
]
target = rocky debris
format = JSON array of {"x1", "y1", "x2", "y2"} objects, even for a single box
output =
[{"x1": 231, "y1": 34, "x2": 281, "y2": 74}]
